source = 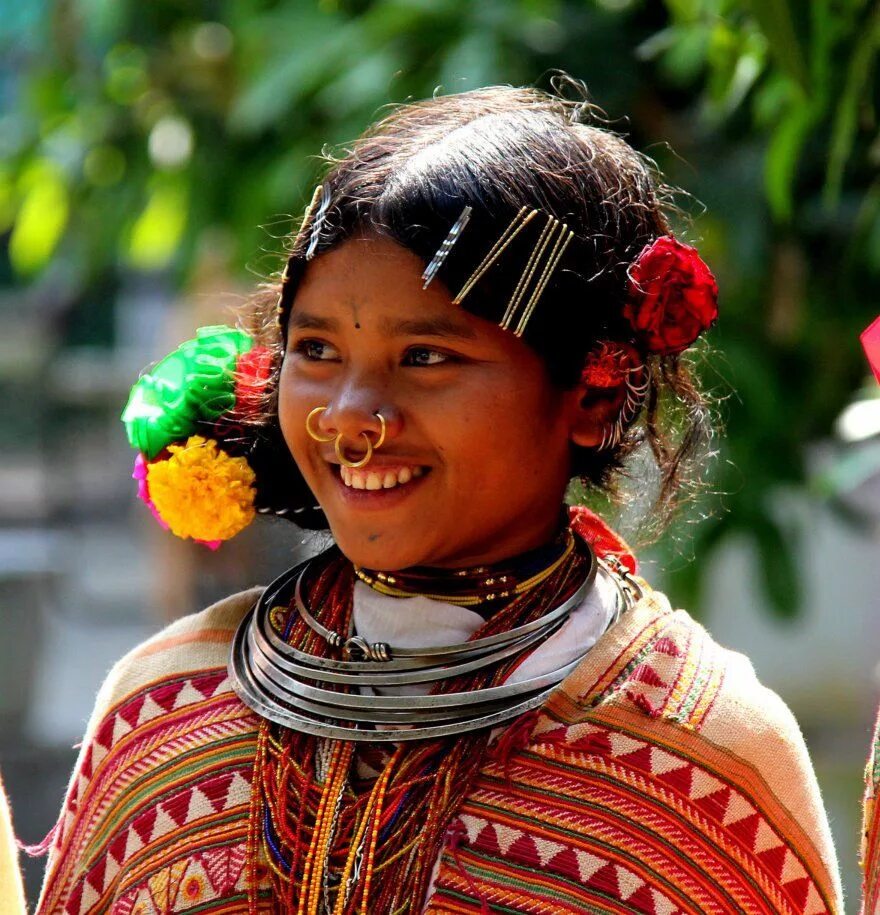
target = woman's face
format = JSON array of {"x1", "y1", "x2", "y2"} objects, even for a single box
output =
[{"x1": 278, "y1": 233, "x2": 588, "y2": 571}]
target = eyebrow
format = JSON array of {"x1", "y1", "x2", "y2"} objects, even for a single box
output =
[
  {"x1": 381, "y1": 316, "x2": 477, "y2": 340},
  {"x1": 288, "y1": 312, "x2": 338, "y2": 332},
  {"x1": 289, "y1": 310, "x2": 477, "y2": 340}
]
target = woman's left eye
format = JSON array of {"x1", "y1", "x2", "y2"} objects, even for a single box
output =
[{"x1": 404, "y1": 347, "x2": 451, "y2": 367}]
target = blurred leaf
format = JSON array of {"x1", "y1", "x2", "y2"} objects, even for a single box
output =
[
  {"x1": 764, "y1": 101, "x2": 814, "y2": 223},
  {"x1": 126, "y1": 174, "x2": 188, "y2": 270},
  {"x1": 9, "y1": 159, "x2": 69, "y2": 275},
  {"x1": 0, "y1": 168, "x2": 15, "y2": 234},
  {"x1": 814, "y1": 439, "x2": 880, "y2": 500},
  {"x1": 752, "y1": 513, "x2": 800, "y2": 620},
  {"x1": 824, "y1": 1, "x2": 880, "y2": 207},
  {"x1": 229, "y1": 10, "x2": 353, "y2": 134},
  {"x1": 743, "y1": 0, "x2": 810, "y2": 93}
]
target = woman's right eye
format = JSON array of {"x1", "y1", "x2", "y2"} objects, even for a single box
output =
[{"x1": 293, "y1": 339, "x2": 340, "y2": 361}]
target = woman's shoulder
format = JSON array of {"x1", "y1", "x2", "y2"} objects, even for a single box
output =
[
  {"x1": 538, "y1": 589, "x2": 843, "y2": 909},
  {"x1": 82, "y1": 586, "x2": 263, "y2": 742},
  {"x1": 558, "y1": 588, "x2": 806, "y2": 746}
]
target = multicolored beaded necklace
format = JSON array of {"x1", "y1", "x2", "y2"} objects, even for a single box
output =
[{"x1": 246, "y1": 532, "x2": 594, "y2": 914}]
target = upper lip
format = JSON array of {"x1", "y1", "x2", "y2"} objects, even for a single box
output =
[{"x1": 321, "y1": 453, "x2": 430, "y2": 468}]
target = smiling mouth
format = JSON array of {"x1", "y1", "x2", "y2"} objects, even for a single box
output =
[{"x1": 338, "y1": 464, "x2": 427, "y2": 491}]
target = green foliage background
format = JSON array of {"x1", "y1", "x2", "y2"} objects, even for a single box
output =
[{"x1": 2, "y1": 0, "x2": 878, "y2": 617}]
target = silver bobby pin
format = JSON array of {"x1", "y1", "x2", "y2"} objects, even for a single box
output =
[
  {"x1": 305, "y1": 184, "x2": 332, "y2": 260},
  {"x1": 422, "y1": 205, "x2": 472, "y2": 289}
]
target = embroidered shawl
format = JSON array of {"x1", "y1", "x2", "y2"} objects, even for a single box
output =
[
  {"x1": 34, "y1": 587, "x2": 842, "y2": 914},
  {"x1": 862, "y1": 708, "x2": 880, "y2": 913}
]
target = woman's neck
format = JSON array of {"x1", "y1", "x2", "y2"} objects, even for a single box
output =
[{"x1": 354, "y1": 524, "x2": 574, "y2": 617}]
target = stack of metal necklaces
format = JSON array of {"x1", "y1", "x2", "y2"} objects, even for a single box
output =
[{"x1": 231, "y1": 542, "x2": 641, "y2": 742}]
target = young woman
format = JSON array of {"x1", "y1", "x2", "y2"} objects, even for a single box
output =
[{"x1": 36, "y1": 86, "x2": 842, "y2": 914}]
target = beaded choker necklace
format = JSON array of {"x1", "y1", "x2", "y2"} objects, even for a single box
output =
[{"x1": 353, "y1": 529, "x2": 574, "y2": 608}]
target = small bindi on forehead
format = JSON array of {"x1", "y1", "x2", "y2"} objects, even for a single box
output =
[{"x1": 343, "y1": 296, "x2": 361, "y2": 329}]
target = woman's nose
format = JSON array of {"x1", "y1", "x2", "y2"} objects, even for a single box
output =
[{"x1": 319, "y1": 384, "x2": 402, "y2": 449}]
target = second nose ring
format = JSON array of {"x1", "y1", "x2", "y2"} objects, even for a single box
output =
[{"x1": 305, "y1": 406, "x2": 387, "y2": 469}]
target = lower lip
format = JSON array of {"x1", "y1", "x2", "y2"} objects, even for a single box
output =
[{"x1": 331, "y1": 467, "x2": 430, "y2": 510}]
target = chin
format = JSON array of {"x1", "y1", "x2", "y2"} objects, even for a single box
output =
[{"x1": 329, "y1": 528, "x2": 431, "y2": 571}]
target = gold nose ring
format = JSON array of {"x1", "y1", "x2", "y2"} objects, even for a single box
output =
[
  {"x1": 305, "y1": 406, "x2": 336, "y2": 443},
  {"x1": 335, "y1": 433, "x2": 374, "y2": 469},
  {"x1": 335, "y1": 413, "x2": 387, "y2": 468}
]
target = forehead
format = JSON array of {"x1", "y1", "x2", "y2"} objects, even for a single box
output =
[{"x1": 290, "y1": 233, "x2": 474, "y2": 332}]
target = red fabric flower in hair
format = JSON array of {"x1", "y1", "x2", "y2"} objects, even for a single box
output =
[
  {"x1": 624, "y1": 236, "x2": 718, "y2": 356},
  {"x1": 234, "y1": 345, "x2": 275, "y2": 418},
  {"x1": 580, "y1": 342, "x2": 641, "y2": 389}
]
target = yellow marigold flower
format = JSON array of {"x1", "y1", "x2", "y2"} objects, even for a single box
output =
[{"x1": 146, "y1": 435, "x2": 256, "y2": 543}]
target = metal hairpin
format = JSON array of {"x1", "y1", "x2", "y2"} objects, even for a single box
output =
[
  {"x1": 453, "y1": 207, "x2": 537, "y2": 305},
  {"x1": 452, "y1": 207, "x2": 573, "y2": 337},
  {"x1": 499, "y1": 213, "x2": 574, "y2": 336},
  {"x1": 422, "y1": 205, "x2": 472, "y2": 289},
  {"x1": 305, "y1": 184, "x2": 333, "y2": 260}
]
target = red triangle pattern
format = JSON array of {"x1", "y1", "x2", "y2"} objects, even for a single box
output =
[
  {"x1": 85, "y1": 855, "x2": 106, "y2": 894},
  {"x1": 528, "y1": 718, "x2": 829, "y2": 913},
  {"x1": 507, "y1": 834, "x2": 541, "y2": 869},
  {"x1": 587, "y1": 862, "x2": 620, "y2": 898},
  {"x1": 757, "y1": 843, "x2": 788, "y2": 882},
  {"x1": 653, "y1": 636, "x2": 682, "y2": 657},
  {"x1": 569, "y1": 731, "x2": 614, "y2": 755},
  {"x1": 152, "y1": 680, "x2": 185, "y2": 713},
  {"x1": 79, "y1": 746, "x2": 93, "y2": 782},
  {"x1": 547, "y1": 846, "x2": 581, "y2": 881},
  {"x1": 475, "y1": 823, "x2": 501, "y2": 856},
  {"x1": 727, "y1": 813, "x2": 761, "y2": 849},
  {"x1": 202, "y1": 771, "x2": 235, "y2": 813},
  {"x1": 784, "y1": 877, "x2": 812, "y2": 910},
  {"x1": 94, "y1": 715, "x2": 115, "y2": 751},
  {"x1": 119, "y1": 693, "x2": 146, "y2": 730},
  {"x1": 63, "y1": 881, "x2": 82, "y2": 915},
  {"x1": 627, "y1": 881, "x2": 660, "y2": 913},
  {"x1": 163, "y1": 788, "x2": 193, "y2": 828},
  {"x1": 693, "y1": 786, "x2": 732, "y2": 822},
  {"x1": 108, "y1": 829, "x2": 129, "y2": 865},
  {"x1": 629, "y1": 663, "x2": 668, "y2": 688},
  {"x1": 626, "y1": 690, "x2": 661, "y2": 717},
  {"x1": 193, "y1": 670, "x2": 227, "y2": 699},
  {"x1": 617, "y1": 744, "x2": 654, "y2": 773},
  {"x1": 132, "y1": 806, "x2": 157, "y2": 845}
]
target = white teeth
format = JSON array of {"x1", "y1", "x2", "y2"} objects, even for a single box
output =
[{"x1": 338, "y1": 465, "x2": 425, "y2": 489}]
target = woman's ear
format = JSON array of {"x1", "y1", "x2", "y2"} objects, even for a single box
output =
[
  {"x1": 568, "y1": 382, "x2": 626, "y2": 449},
  {"x1": 567, "y1": 342, "x2": 642, "y2": 449}
]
